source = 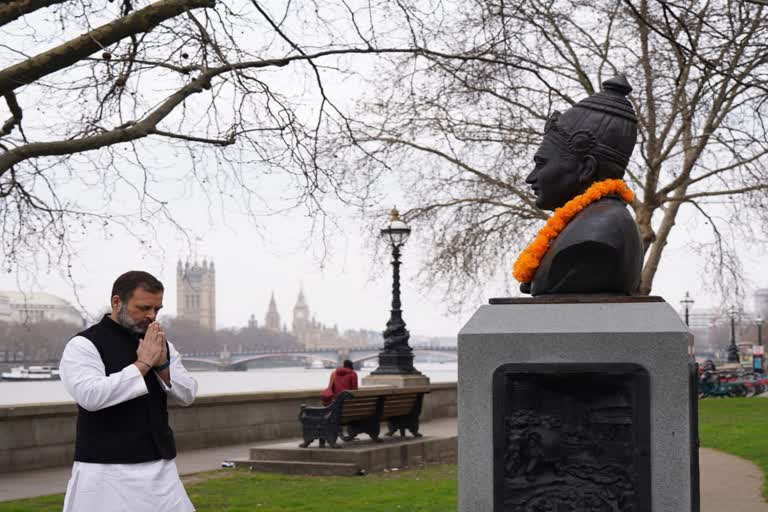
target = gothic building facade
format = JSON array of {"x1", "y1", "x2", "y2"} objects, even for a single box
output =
[
  {"x1": 264, "y1": 292, "x2": 282, "y2": 331},
  {"x1": 291, "y1": 288, "x2": 310, "y2": 337},
  {"x1": 260, "y1": 288, "x2": 352, "y2": 349},
  {"x1": 176, "y1": 259, "x2": 216, "y2": 330}
]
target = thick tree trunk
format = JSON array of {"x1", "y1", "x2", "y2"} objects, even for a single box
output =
[
  {"x1": 638, "y1": 191, "x2": 686, "y2": 295},
  {"x1": 634, "y1": 204, "x2": 656, "y2": 258}
]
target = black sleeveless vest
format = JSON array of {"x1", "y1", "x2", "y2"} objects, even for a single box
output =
[{"x1": 73, "y1": 315, "x2": 176, "y2": 463}]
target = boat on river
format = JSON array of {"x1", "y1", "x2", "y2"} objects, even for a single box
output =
[
  {"x1": 0, "y1": 366, "x2": 60, "y2": 381},
  {"x1": 305, "y1": 360, "x2": 325, "y2": 369}
]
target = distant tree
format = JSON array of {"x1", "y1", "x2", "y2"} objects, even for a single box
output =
[
  {"x1": 161, "y1": 317, "x2": 217, "y2": 353},
  {"x1": 336, "y1": 0, "x2": 768, "y2": 305},
  {"x1": 161, "y1": 316, "x2": 300, "y2": 354},
  {"x1": 0, "y1": 314, "x2": 305, "y2": 363},
  {"x1": 0, "y1": 319, "x2": 80, "y2": 361},
  {"x1": 229, "y1": 324, "x2": 302, "y2": 351}
]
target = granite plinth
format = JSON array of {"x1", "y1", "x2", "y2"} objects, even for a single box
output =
[
  {"x1": 458, "y1": 299, "x2": 694, "y2": 511},
  {"x1": 231, "y1": 417, "x2": 456, "y2": 476}
]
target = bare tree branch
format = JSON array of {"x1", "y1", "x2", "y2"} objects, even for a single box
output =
[
  {"x1": 0, "y1": 0, "x2": 68, "y2": 27},
  {"x1": 0, "y1": 73, "x2": 216, "y2": 174},
  {"x1": 360, "y1": 135, "x2": 545, "y2": 217},
  {"x1": 671, "y1": 185, "x2": 768, "y2": 202},
  {"x1": 0, "y1": 93, "x2": 23, "y2": 138},
  {"x1": 152, "y1": 128, "x2": 234, "y2": 146},
  {"x1": 331, "y1": 0, "x2": 768, "y2": 305},
  {"x1": 0, "y1": 0, "x2": 215, "y2": 96}
]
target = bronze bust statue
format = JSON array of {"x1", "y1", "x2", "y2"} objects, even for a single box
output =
[{"x1": 518, "y1": 75, "x2": 643, "y2": 296}]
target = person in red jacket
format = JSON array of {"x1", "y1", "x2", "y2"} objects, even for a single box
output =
[{"x1": 321, "y1": 360, "x2": 358, "y2": 406}]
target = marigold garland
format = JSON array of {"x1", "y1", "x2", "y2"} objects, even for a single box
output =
[{"x1": 512, "y1": 179, "x2": 634, "y2": 284}]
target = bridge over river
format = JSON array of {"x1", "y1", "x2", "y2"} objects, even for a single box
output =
[{"x1": 181, "y1": 346, "x2": 457, "y2": 371}]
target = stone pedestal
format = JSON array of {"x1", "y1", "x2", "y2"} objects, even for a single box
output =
[
  {"x1": 458, "y1": 297, "x2": 696, "y2": 511},
  {"x1": 362, "y1": 373, "x2": 430, "y2": 388}
]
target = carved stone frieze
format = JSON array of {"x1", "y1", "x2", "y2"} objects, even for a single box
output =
[{"x1": 493, "y1": 364, "x2": 651, "y2": 511}]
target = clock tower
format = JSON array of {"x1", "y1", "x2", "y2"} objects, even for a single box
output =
[{"x1": 292, "y1": 287, "x2": 310, "y2": 345}]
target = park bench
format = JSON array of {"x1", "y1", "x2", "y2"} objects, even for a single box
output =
[{"x1": 298, "y1": 386, "x2": 430, "y2": 448}]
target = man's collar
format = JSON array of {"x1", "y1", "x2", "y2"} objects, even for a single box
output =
[{"x1": 100, "y1": 314, "x2": 139, "y2": 338}]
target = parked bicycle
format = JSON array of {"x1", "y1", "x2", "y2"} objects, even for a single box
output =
[{"x1": 699, "y1": 370, "x2": 748, "y2": 398}]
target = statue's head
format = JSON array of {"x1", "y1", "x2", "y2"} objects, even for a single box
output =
[{"x1": 526, "y1": 76, "x2": 638, "y2": 211}]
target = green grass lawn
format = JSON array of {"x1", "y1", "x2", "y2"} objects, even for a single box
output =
[
  {"x1": 0, "y1": 464, "x2": 457, "y2": 512},
  {"x1": 698, "y1": 397, "x2": 768, "y2": 499},
  {"x1": 3, "y1": 399, "x2": 767, "y2": 511}
]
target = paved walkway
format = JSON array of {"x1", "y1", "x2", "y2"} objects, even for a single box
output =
[
  {"x1": 0, "y1": 442, "x2": 256, "y2": 502},
  {"x1": 1, "y1": 419, "x2": 767, "y2": 510},
  {"x1": 700, "y1": 447, "x2": 768, "y2": 512}
]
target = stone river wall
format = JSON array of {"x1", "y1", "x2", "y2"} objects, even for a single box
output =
[{"x1": 0, "y1": 382, "x2": 457, "y2": 473}]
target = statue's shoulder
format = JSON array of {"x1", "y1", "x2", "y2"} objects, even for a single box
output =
[
  {"x1": 556, "y1": 197, "x2": 637, "y2": 251},
  {"x1": 529, "y1": 196, "x2": 642, "y2": 295}
]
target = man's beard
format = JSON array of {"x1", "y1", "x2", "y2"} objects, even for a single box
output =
[{"x1": 117, "y1": 304, "x2": 150, "y2": 334}]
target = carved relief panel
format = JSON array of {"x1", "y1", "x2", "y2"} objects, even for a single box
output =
[{"x1": 493, "y1": 363, "x2": 651, "y2": 511}]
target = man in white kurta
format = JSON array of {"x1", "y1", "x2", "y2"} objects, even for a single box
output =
[{"x1": 59, "y1": 271, "x2": 198, "y2": 512}]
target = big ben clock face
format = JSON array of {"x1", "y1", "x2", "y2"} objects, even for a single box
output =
[{"x1": 296, "y1": 310, "x2": 305, "y2": 319}]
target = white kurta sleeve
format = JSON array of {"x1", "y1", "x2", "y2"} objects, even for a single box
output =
[
  {"x1": 60, "y1": 336, "x2": 149, "y2": 412},
  {"x1": 154, "y1": 340, "x2": 197, "y2": 406}
]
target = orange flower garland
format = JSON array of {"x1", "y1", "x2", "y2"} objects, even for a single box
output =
[{"x1": 513, "y1": 179, "x2": 634, "y2": 284}]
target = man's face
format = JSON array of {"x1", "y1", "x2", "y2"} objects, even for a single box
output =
[
  {"x1": 525, "y1": 138, "x2": 584, "y2": 211},
  {"x1": 113, "y1": 288, "x2": 163, "y2": 335}
]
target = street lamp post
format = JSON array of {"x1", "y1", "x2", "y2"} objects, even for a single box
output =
[
  {"x1": 727, "y1": 305, "x2": 740, "y2": 363},
  {"x1": 758, "y1": 317, "x2": 764, "y2": 347},
  {"x1": 370, "y1": 208, "x2": 423, "y2": 376},
  {"x1": 680, "y1": 291, "x2": 694, "y2": 327}
]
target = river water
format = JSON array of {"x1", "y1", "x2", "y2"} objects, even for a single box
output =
[{"x1": 0, "y1": 363, "x2": 458, "y2": 406}]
